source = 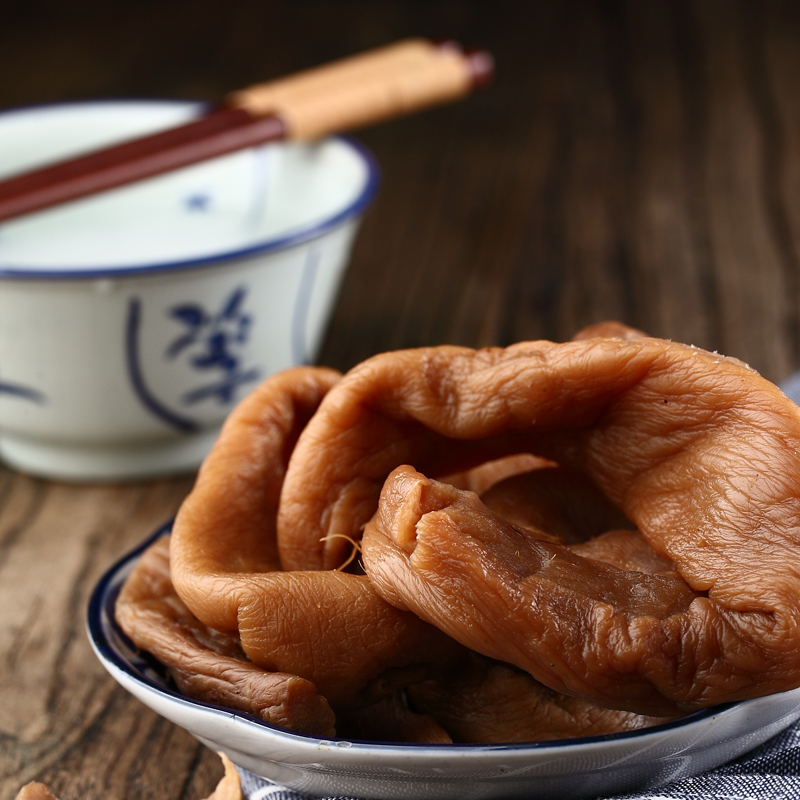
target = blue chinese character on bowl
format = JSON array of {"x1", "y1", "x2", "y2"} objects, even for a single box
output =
[
  {"x1": 166, "y1": 286, "x2": 260, "y2": 406},
  {"x1": 0, "y1": 100, "x2": 378, "y2": 481},
  {"x1": 125, "y1": 288, "x2": 262, "y2": 433},
  {"x1": 0, "y1": 371, "x2": 45, "y2": 404}
]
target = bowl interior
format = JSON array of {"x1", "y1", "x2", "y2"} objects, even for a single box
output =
[{"x1": 0, "y1": 101, "x2": 377, "y2": 274}]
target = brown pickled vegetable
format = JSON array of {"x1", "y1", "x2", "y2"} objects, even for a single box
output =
[
  {"x1": 117, "y1": 536, "x2": 336, "y2": 736},
  {"x1": 352, "y1": 330, "x2": 800, "y2": 715},
  {"x1": 165, "y1": 366, "x2": 465, "y2": 734},
  {"x1": 116, "y1": 323, "x2": 800, "y2": 742},
  {"x1": 364, "y1": 466, "x2": 700, "y2": 715},
  {"x1": 407, "y1": 653, "x2": 671, "y2": 743}
]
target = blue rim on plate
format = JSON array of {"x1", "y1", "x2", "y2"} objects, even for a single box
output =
[
  {"x1": 0, "y1": 100, "x2": 381, "y2": 281},
  {"x1": 86, "y1": 521, "x2": 728, "y2": 754}
]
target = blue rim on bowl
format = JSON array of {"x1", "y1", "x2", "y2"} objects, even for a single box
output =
[{"x1": 0, "y1": 101, "x2": 380, "y2": 281}]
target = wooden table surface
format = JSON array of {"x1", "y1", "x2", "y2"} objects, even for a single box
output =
[{"x1": 3, "y1": 1, "x2": 800, "y2": 797}]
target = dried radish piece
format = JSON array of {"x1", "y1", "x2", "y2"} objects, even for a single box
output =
[
  {"x1": 169, "y1": 366, "x2": 464, "y2": 718},
  {"x1": 14, "y1": 784, "x2": 59, "y2": 800},
  {"x1": 116, "y1": 536, "x2": 336, "y2": 736},
  {"x1": 363, "y1": 456, "x2": 800, "y2": 716}
]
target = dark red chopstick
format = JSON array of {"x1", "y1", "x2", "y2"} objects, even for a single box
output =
[
  {"x1": 0, "y1": 40, "x2": 493, "y2": 224},
  {"x1": 0, "y1": 108, "x2": 285, "y2": 223}
]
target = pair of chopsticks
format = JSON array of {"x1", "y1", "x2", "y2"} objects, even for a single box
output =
[{"x1": 0, "y1": 39, "x2": 493, "y2": 224}]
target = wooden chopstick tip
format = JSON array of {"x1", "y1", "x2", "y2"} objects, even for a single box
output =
[
  {"x1": 430, "y1": 38, "x2": 494, "y2": 89},
  {"x1": 464, "y1": 49, "x2": 495, "y2": 88}
]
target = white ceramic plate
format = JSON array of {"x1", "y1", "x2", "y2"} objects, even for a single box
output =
[{"x1": 87, "y1": 524, "x2": 800, "y2": 800}]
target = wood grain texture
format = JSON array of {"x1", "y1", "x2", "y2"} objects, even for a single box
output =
[{"x1": 3, "y1": 1, "x2": 800, "y2": 798}]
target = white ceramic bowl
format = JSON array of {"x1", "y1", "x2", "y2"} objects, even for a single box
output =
[
  {"x1": 88, "y1": 524, "x2": 800, "y2": 800},
  {"x1": 0, "y1": 101, "x2": 378, "y2": 481}
]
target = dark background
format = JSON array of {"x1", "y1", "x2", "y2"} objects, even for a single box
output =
[{"x1": 4, "y1": 0, "x2": 800, "y2": 383}]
